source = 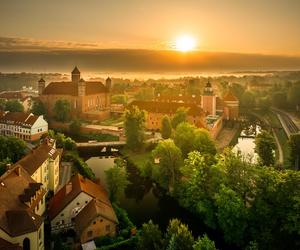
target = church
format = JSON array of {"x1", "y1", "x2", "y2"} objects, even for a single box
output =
[{"x1": 38, "y1": 67, "x2": 111, "y2": 120}]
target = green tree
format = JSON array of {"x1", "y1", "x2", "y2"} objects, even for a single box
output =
[
  {"x1": 31, "y1": 99, "x2": 46, "y2": 116},
  {"x1": 254, "y1": 130, "x2": 276, "y2": 166},
  {"x1": 152, "y1": 139, "x2": 182, "y2": 192},
  {"x1": 53, "y1": 99, "x2": 71, "y2": 122},
  {"x1": 215, "y1": 185, "x2": 248, "y2": 245},
  {"x1": 241, "y1": 91, "x2": 255, "y2": 109},
  {"x1": 171, "y1": 107, "x2": 188, "y2": 129},
  {"x1": 111, "y1": 94, "x2": 128, "y2": 104},
  {"x1": 0, "y1": 99, "x2": 6, "y2": 111},
  {"x1": 173, "y1": 123, "x2": 216, "y2": 157},
  {"x1": 69, "y1": 119, "x2": 82, "y2": 136},
  {"x1": 193, "y1": 234, "x2": 217, "y2": 250},
  {"x1": 161, "y1": 115, "x2": 172, "y2": 139},
  {"x1": 105, "y1": 158, "x2": 130, "y2": 202},
  {"x1": 5, "y1": 100, "x2": 24, "y2": 112},
  {"x1": 136, "y1": 220, "x2": 163, "y2": 250},
  {"x1": 165, "y1": 219, "x2": 194, "y2": 250},
  {"x1": 287, "y1": 83, "x2": 300, "y2": 110},
  {"x1": 288, "y1": 133, "x2": 300, "y2": 169},
  {"x1": 124, "y1": 106, "x2": 146, "y2": 151}
]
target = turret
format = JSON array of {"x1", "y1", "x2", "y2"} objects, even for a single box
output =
[
  {"x1": 203, "y1": 79, "x2": 213, "y2": 95},
  {"x1": 78, "y1": 78, "x2": 86, "y2": 96},
  {"x1": 105, "y1": 77, "x2": 112, "y2": 91},
  {"x1": 38, "y1": 78, "x2": 45, "y2": 95},
  {"x1": 201, "y1": 79, "x2": 216, "y2": 116},
  {"x1": 72, "y1": 66, "x2": 80, "y2": 83}
]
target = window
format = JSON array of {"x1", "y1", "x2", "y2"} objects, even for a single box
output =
[
  {"x1": 61, "y1": 213, "x2": 64, "y2": 217},
  {"x1": 23, "y1": 237, "x2": 30, "y2": 250},
  {"x1": 87, "y1": 230, "x2": 93, "y2": 238},
  {"x1": 77, "y1": 202, "x2": 80, "y2": 205},
  {"x1": 93, "y1": 221, "x2": 96, "y2": 225},
  {"x1": 105, "y1": 225, "x2": 110, "y2": 232}
]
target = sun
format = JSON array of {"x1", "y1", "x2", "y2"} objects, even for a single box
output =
[{"x1": 175, "y1": 35, "x2": 196, "y2": 52}]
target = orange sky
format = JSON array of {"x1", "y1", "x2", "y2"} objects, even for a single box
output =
[{"x1": 1, "y1": 0, "x2": 300, "y2": 55}]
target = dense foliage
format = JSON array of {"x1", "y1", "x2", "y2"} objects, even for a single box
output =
[
  {"x1": 30, "y1": 99, "x2": 46, "y2": 116},
  {"x1": 53, "y1": 99, "x2": 71, "y2": 122},
  {"x1": 254, "y1": 130, "x2": 276, "y2": 166},
  {"x1": 124, "y1": 106, "x2": 146, "y2": 151},
  {"x1": 161, "y1": 115, "x2": 172, "y2": 139},
  {"x1": 5, "y1": 99, "x2": 24, "y2": 112}
]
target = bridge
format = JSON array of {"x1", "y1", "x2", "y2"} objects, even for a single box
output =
[{"x1": 76, "y1": 140, "x2": 126, "y2": 148}]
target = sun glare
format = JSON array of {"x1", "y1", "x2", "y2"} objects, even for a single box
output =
[{"x1": 175, "y1": 35, "x2": 196, "y2": 52}]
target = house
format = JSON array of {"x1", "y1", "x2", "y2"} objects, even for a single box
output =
[
  {"x1": 129, "y1": 100, "x2": 207, "y2": 131},
  {"x1": 0, "y1": 111, "x2": 48, "y2": 142},
  {"x1": 15, "y1": 138, "x2": 61, "y2": 193},
  {"x1": 49, "y1": 174, "x2": 118, "y2": 242},
  {"x1": 38, "y1": 67, "x2": 111, "y2": 120},
  {"x1": 0, "y1": 165, "x2": 46, "y2": 250},
  {"x1": 0, "y1": 91, "x2": 32, "y2": 112}
]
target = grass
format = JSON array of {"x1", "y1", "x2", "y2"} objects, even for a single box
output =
[{"x1": 99, "y1": 115, "x2": 124, "y2": 126}]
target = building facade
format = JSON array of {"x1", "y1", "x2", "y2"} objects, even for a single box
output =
[
  {"x1": 49, "y1": 174, "x2": 118, "y2": 242},
  {"x1": 38, "y1": 67, "x2": 111, "y2": 120},
  {"x1": 15, "y1": 138, "x2": 61, "y2": 193},
  {"x1": 0, "y1": 166, "x2": 46, "y2": 250},
  {"x1": 0, "y1": 111, "x2": 48, "y2": 142}
]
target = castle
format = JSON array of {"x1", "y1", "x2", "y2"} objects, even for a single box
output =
[{"x1": 38, "y1": 67, "x2": 111, "y2": 120}]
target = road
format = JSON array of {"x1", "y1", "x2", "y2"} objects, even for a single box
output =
[{"x1": 271, "y1": 108, "x2": 299, "y2": 137}]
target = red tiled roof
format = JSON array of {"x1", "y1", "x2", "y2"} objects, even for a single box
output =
[
  {"x1": 129, "y1": 100, "x2": 204, "y2": 116},
  {"x1": 0, "y1": 91, "x2": 26, "y2": 100},
  {"x1": 49, "y1": 174, "x2": 111, "y2": 220},
  {"x1": 74, "y1": 199, "x2": 118, "y2": 236},
  {"x1": 0, "y1": 238, "x2": 22, "y2": 250},
  {"x1": 16, "y1": 140, "x2": 59, "y2": 175},
  {"x1": 0, "y1": 112, "x2": 41, "y2": 127},
  {"x1": 155, "y1": 94, "x2": 202, "y2": 105},
  {"x1": 42, "y1": 81, "x2": 108, "y2": 96},
  {"x1": 0, "y1": 166, "x2": 44, "y2": 237},
  {"x1": 223, "y1": 92, "x2": 238, "y2": 102}
]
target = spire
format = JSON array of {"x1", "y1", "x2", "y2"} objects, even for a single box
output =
[
  {"x1": 72, "y1": 66, "x2": 80, "y2": 74},
  {"x1": 72, "y1": 66, "x2": 81, "y2": 83}
]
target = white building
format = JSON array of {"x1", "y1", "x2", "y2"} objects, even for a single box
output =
[{"x1": 0, "y1": 111, "x2": 48, "y2": 142}]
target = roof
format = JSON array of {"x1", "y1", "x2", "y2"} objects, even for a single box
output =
[
  {"x1": 0, "y1": 238, "x2": 22, "y2": 250},
  {"x1": 38, "y1": 78, "x2": 45, "y2": 83},
  {"x1": 0, "y1": 112, "x2": 41, "y2": 128},
  {"x1": 16, "y1": 139, "x2": 59, "y2": 175},
  {"x1": 129, "y1": 100, "x2": 204, "y2": 117},
  {"x1": 223, "y1": 92, "x2": 238, "y2": 102},
  {"x1": 72, "y1": 66, "x2": 80, "y2": 74},
  {"x1": 74, "y1": 199, "x2": 118, "y2": 236},
  {"x1": 49, "y1": 174, "x2": 111, "y2": 220},
  {"x1": 0, "y1": 166, "x2": 44, "y2": 237},
  {"x1": 0, "y1": 91, "x2": 26, "y2": 100},
  {"x1": 42, "y1": 81, "x2": 108, "y2": 96},
  {"x1": 155, "y1": 94, "x2": 202, "y2": 105}
]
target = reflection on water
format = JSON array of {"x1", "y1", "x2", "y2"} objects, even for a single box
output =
[{"x1": 232, "y1": 124, "x2": 261, "y2": 163}]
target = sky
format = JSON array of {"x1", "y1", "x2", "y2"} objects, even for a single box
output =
[
  {"x1": 1, "y1": 0, "x2": 300, "y2": 54},
  {"x1": 1, "y1": 0, "x2": 300, "y2": 73}
]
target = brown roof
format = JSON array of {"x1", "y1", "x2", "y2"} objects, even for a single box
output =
[
  {"x1": 16, "y1": 139, "x2": 59, "y2": 175},
  {"x1": 129, "y1": 100, "x2": 204, "y2": 116},
  {"x1": 72, "y1": 66, "x2": 80, "y2": 74},
  {"x1": 49, "y1": 174, "x2": 111, "y2": 220},
  {"x1": 74, "y1": 199, "x2": 118, "y2": 236},
  {"x1": 0, "y1": 112, "x2": 40, "y2": 128},
  {"x1": 42, "y1": 81, "x2": 108, "y2": 96},
  {"x1": 155, "y1": 94, "x2": 202, "y2": 105},
  {"x1": 223, "y1": 92, "x2": 238, "y2": 102},
  {"x1": 0, "y1": 91, "x2": 26, "y2": 100},
  {"x1": 0, "y1": 238, "x2": 22, "y2": 250},
  {"x1": 0, "y1": 166, "x2": 44, "y2": 237}
]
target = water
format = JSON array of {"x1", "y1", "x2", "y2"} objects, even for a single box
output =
[
  {"x1": 232, "y1": 124, "x2": 261, "y2": 163},
  {"x1": 83, "y1": 154, "x2": 233, "y2": 249}
]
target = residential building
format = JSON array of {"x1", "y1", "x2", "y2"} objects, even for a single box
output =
[
  {"x1": 0, "y1": 91, "x2": 32, "y2": 112},
  {"x1": 0, "y1": 165, "x2": 46, "y2": 250},
  {"x1": 129, "y1": 100, "x2": 207, "y2": 131},
  {"x1": 38, "y1": 67, "x2": 111, "y2": 120},
  {"x1": 0, "y1": 111, "x2": 48, "y2": 142},
  {"x1": 49, "y1": 174, "x2": 118, "y2": 243},
  {"x1": 15, "y1": 138, "x2": 61, "y2": 193}
]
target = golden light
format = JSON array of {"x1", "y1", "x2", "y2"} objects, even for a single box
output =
[{"x1": 175, "y1": 35, "x2": 196, "y2": 52}]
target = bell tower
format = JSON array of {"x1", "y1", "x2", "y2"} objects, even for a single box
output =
[
  {"x1": 72, "y1": 66, "x2": 80, "y2": 83},
  {"x1": 105, "y1": 77, "x2": 112, "y2": 91},
  {"x1": 201, "y1": 79, "x2": 216, "y2": 116},
  {"x1": 38, "y1": 78, "x2": 45, "y2": 95}
]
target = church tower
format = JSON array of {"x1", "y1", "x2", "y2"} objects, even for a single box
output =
[
  {"x1": 38, "y1": 78, "x2": 45, "y2": 95},
  {"x1": 72, "y1": 66, "x2": 80, "y2": 83},
  {"x1": 201, "y1": 79, "x2": 216, "y2": 116},
  {"x1": 78, "y1": 78, "x2": 86, "y2": 96},
  {"x1": 105, "y1": 77, "x2": 112, "y2": 91}
]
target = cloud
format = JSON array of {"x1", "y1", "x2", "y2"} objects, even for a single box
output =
[{"x1": 0, "y1": 36, "x2": 104, "y2": 51}]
